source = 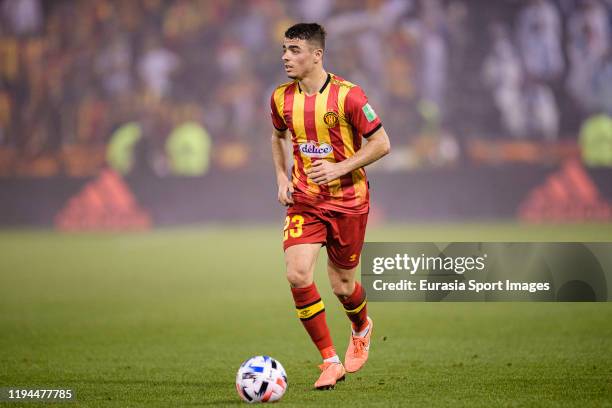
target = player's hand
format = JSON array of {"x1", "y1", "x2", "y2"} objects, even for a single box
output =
[
  {"x1": 306, "y1": 160, "x2": 345, "y2": 185},
  {"x1": 277, "y1": 179, "x2": 294, "y2": 206}
]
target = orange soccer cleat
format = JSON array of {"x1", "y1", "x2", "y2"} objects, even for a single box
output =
[
  {"x1": 344, "y1": 317, "x2": 373, "y2": 373},
  {"x1": 314, "y1": 362, "x2": 346, "y2": 390}
]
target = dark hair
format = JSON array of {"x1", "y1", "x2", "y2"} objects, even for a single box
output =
[{"x1": 284, "y1": 23, "x2": 326, "y2": 50}]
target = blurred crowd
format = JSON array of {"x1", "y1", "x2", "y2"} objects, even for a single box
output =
[{"x1": 0, "y1": 0, "x2": 611, "y2": 176}]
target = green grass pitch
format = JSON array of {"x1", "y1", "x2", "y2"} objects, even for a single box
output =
[{"x1": 1, "y1": 223, "x2": 612, "y2": 407}]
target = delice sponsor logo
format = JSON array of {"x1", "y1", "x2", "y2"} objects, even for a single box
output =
[{"x1": 299, "y1": 142, "x2": 333, "y2": 158}]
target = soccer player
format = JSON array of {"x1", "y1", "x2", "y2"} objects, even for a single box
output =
[{"x1": 270, "y1": 23, "x2": 391, "y2": 389}]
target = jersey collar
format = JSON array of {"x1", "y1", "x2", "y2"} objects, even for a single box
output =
[{"x1": 297, "y1": 73, "x2": 331, "y2": 94}]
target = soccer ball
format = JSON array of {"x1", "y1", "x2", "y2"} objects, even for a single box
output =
[{"x1": 235, "y1": 356, "x2": 288, "y2": 403}]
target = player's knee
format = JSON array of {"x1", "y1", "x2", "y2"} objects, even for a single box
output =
[
  {"x1": 285, "y1": 264, "x2": 312, "y2": 287},
  {"x1": 331, "y1": 278, "x2": 354, "y2": 297}
]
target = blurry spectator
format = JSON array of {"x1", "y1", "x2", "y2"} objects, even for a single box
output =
[
  {"x1": 0, "y1": 0, "x2": 42, "y2": 36},
  {"x1": 579, "y1": 113, "x2": 612, "y2": 166},
  {"x1": 137, "y1": 37, "x2": 180, "y2": 99},
  {"x1": 216, "y1": 38, "x2": 247, "y2": 78},
  {"x1": 0, "y1": 35, "x2": 19, "y2": 82},
  {"x1": 216, "y1": 67, "x2": 260, "y2": 141},
  {"x1": 524, "y1": 82, "x2": 559, "y2": 141},
  {"x1": 516, "y1": 0, "x2": 564, "y2": 80},
  {"x1": 483, "y1": 23, "x2": 527, "y2": 138},
  {"x1": 0, "y1": 90, "x2": 9, "y2": 144},
  {"x1": 298, "y1": 0, "x2": 334, "y2": 21},
  {"x1": 95, "y1": 34, "x2": 133, "y2": 98},
  {"x1": 77, "y1": 90, "x2": 109, "y2": 145},
  {"x1": 485, "y1": 20, "x2": 560, "y2": 141},
  {"x1": 446, "y1": 0, "x2": 469, "y2": 75},
  {"x1": 419, "y1": 0, "x2": 448, "y2": 116},
  {"x1": 593, "y1": 50, "x2": 612, "y2": 114},
  {"x1": 233, "y1": 2, "x2": 268, "y2": 54},
  {"x1": 107, "y1": 122, "x2": 142, "y2": 175},
  {"x1": 162, "y1": 0, "x2": 207, "y2": 41},
  {"x1": 566, "y1": 0, "x2": 610, "y2": 111},
  {"x1": 166, "y1": 119, "x2": 211, "y2": 177},
  {"x1": 213, "y1": 36, "x2": 259, "y2": 140},
  {"x1": 326, "y1": 0, "x2": 412, "y2": 105}
]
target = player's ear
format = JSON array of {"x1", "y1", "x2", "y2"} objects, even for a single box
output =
[{"x1": 313, "y1": 47, "x2": 323, "y2": 63}]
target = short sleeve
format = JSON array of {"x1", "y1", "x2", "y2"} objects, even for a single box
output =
[
  {"x1": 345, "y1": 86, "x2": 382, "y2": 138},
  {"x1": 270, "y1": 92, "x2": 288, "y2": 131}
]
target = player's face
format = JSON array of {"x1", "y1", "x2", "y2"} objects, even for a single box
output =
[{"x1": 282, "y1": 38, "x2": 321, "y2": 80}]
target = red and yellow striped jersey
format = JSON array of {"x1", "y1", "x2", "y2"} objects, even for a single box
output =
[{"x1": 270, "y1": 73, "x2": 382, "y2": 214}]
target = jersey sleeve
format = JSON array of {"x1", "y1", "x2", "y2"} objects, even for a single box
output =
[
  {"x1": 270, "y1": 92, "x2": 288, "y2": 131},
  {"x1": 345, "y1": 86, "x2": 382, "y2": 138}
]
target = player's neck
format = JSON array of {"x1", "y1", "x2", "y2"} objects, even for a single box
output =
[{"x1": 298, "y1": 69, "x2": 328, "y2": 96}]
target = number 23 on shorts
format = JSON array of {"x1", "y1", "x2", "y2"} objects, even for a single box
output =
[{"x1": 284, "y1": 215, "x2": 304, "y2": 241}]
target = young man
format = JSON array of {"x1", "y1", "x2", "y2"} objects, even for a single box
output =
[{"x1": 270, "y1": 23, "x2": 390, "y2": 390}]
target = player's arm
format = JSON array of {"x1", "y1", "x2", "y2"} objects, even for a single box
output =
[
  {"x1": 271, "y1": 128, "x2": 294, "y2": 205},
  {"x1": 307, "y1": 127, "x2": 390, "y2": 185},
  {"x1": 307, "y1": 86, "x2": 390, "y2": 185},
  {"x1": 270, "y1": 91, "x2": 294, "y2": 205}
]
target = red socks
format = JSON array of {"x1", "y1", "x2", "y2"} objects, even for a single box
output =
[
  {"x1": 338, "y1": 282, "x2": 368, "y2": 332},
  {"x1": 291, "y1": 283, "x2": 336, "y2": 359},
  {"x1": 291, "y1": 282, "x2": 368, "y2": 358}
]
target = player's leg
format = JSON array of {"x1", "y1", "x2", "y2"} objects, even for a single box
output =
[
  {"x1": 325, "y1": 211, "x2": 372, "y2": 373},
  {"x1": 283, "y1": 208, "x2": 345, "y2": 389},
  {"x1": 327, "y1": 260, "x2": 372, "y2": 373},
  {"x1": 285, "y1": 242, "x2": 320, "y2": 288},
  {"x1": 327, "y1": 262, "x2": 369, "y2": 332}
]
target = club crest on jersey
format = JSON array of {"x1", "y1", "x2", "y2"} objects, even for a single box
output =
[
  {"x1": 299, "y1": 141, "x2": 333, "y2": 158},
  {"x1": 323, "y1": 111, "x2": 339, "y2": 128}
]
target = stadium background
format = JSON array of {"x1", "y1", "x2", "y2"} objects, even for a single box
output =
[
  {"x1": 1, "y1": 0, "x2": 611, "y2": 406},
  {"x1": 0, "y1": 0, "x2": 611, "y2": 226}
]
